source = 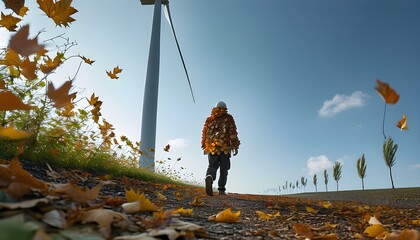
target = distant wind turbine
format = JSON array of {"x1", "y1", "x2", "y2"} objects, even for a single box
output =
[{"x1": 139, "y1": 0, "x2": 195, "y2": 171}]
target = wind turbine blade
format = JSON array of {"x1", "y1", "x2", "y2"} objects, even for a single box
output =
[{"x1": 164, "y1": 3, "x2": 196, "y2": 103}]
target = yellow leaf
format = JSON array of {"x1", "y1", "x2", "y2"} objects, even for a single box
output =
[
  {"x1": 363, "y1": 224, "x2": 387, "y2": 238},
  {"x1": 375, "y1": 79, "x2": 400, "y2": 105},
  {"x1": 412, "y1": 219, "x2": 420, "y2": 226},
  {"x1": 256, "y1": 210, "x2": 280, "y2": 220},
  {"x1": 320, "y1": 201, "x2": 333, "y2": 209},
  {"x1": 125, "y1": 188, "x2": 142, "y2": 202},
  {"x1": 8, "y1": 25, "x2": 44, "y2": 56},
  {"x1": 209, "y1": 208, "x2": 240, "y2": 223},
  {"x1": 40, "y1": 54, "x2": 62, "y2": 74},
  {"x1": 0, "y1": 123, "x2": 32, "y2": 139},
  {"x1": 37, "y1": 0, "x2": 78, "y2": 27},
  {"x1": 306, "y1": 206, "x2": 318, "y2": 214},
  {"x1": 173, "y1": 207, "x2": 193, "y2": 216},
  {"x1": 189, "y1": 196, "x2": 204, "y2": 207},
  {"x1": 396, "y1": 114, "x2": 408, "y2": 131},
  {"x1": 1, "y1": 48, "x2": 21, "y2": 66},
  {"x1": 106, "y1": 66, "x2": 122, "y2": 79},
  {"x1": 155, "y1": 191, "x2": 167, "y2": 201},
  {"x1": 0, "y1": 12, "x2": 21, "y2": 31},
  {"x1": 138, "y1": 193, "x2": 159, "y2": 212}
]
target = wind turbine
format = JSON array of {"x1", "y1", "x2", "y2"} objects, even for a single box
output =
[{"x1": 139, "y1": 0, "x2": 195, "y2": 171}]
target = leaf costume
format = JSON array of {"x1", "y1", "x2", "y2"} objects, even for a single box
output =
[{"x1": 201, "y1": 107, "x2": 240, "y2": 155}]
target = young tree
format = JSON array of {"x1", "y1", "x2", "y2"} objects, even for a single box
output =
[
  {"x1": 383, "y1": 137, "x2": 398, "y2": 189},
  {"x1": 324, "y1": 169, "x2": 329, "y2": 192},
  {"x1": 333, "y1": 161, "x2": 342, "y2": 191},
  {"x1": 301, "y1": 177, "x2": 307, "y2": 192},
  {"x1": 296, "y1": 180, "x2": 299, "y2": 192},
  {"x1": 313, "y1": 174, "x2": 318, "y2": 192},
  {"x1": 357, "y1": 154, "x2": 367, "y2": 190}
]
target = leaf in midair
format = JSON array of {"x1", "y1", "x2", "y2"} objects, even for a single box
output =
[
  {"x1": 0, "y1": 12, "x2": 22, "y2": 31},
  {"x1": 106, "y1": 66, "x2": 122, "y2": 79},
  {"x1": 80, "y1": 55, "x2": 95, "y2": 65},
  {"x1": 40, "y1": 54, "x2": 62, "y2": 74},
  {"x1": 3, "y1": 0, "x2": 25, "y2": 15},
  {"x1": 164, "y1": 144, "x2": 170, "y2": 152},
  {"x1": 208, "y1": 208, "x2": 240, "y2": 223},
  {"x1": 0, "y1": 123, "x2": 32, "y2": 139},
  {"x1": 47, "y1": 80, "x2": 77, "y2": 108},
  {"x1": 396, "y1": 114, "x2": 408, "y2": 131},
  {"x1": 0, "y1": 48, "x2": 21, "y2": 66},
  {"x1": 375, "y1": 79, "x2": 400, "y2": 105},
  {"x1": 20, "y1": 57, "x2": 37, "y2": 80},
  {"x1": 0, "y1": 91, "x2": 34, "y2": 111},
  {"x1": 37, "y1": 0, "x2": 78, "y2": 27},
  {"x1": 8, "y1": 25, "x2": 44, "y2": 57}
]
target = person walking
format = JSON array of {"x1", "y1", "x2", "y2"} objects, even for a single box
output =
[{"x1": 201, "y1": 101, "x2": 240, "y2": 196}]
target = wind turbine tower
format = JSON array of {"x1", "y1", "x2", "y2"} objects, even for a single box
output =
[{"x1": 139, "y1": 0, "x2": 195, "y2": 171}]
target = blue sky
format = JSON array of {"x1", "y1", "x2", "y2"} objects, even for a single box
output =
[{"x1": 2, "y1": 0, "x2": 419, "y2": 194}]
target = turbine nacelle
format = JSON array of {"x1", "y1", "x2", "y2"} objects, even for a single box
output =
[{"x1": 140, "y1": 0, "x2": 169, "y2": 5}]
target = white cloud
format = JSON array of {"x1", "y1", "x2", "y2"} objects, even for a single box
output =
[
  {"x1": 410, "y1": 164, "x2": 420, "y2": 169},
  {"x1": 307, "y1": 155, "x2": 333, "y2": 175},
  {"x1": 318, "y1": 91, "x2": 369, "y2": 117},
  {"x1": 167, "y1": 138, "x2": 189, "y2": 149}
]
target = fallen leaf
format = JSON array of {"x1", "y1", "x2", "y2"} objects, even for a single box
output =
[
  {"x1": 189, "y1": 196, "x2": 204, "y2": 206},
  {"x1": 56, "y1": 181, "x2": 105, "y2": 204},
  {"x1": 306, "y1": 206, "x2": 318, "y2": 214},
  {"x1": 173, "y1": 207, "x2": 193, "y2": 216},
  {"x1": 0, "y1": 198, "x2": 49, "y2": 209},
  {"x1": 255, "y1": 210, "x2": 281, "y2": 220},
  {"x1": 375, "y1": 79, "x2": 400, "y2": 105},
  {"x1": 208, "y1": 208, "x2": 240, "y2": 223},
  {"x1": 155, "y1": 191, "x2": 167, "y2": 201},
  {"x1": 293, "y1": 223, "x2": 314, "y2": 239},
  {"x1": 0, "y1": 91, "x2": 35, "y2": 111},
  {"x1": 8, "y1": 25, "x2": 44, "y2": 56},
  {"x1": 5, "y1": 182, "x2": 31, "y2": 198},
  {"x1": 7, "y1": 157, "x2": 46, "y2": 190},
  {"x1": 80, "y1": 208, "x2": 129, "y2": 238},
  {"x1": 363, "y1": 224, "x2": 387, "y2": 238},
  {"x1": 125, "y1": 188, "x2": 142, "y2": 202}
]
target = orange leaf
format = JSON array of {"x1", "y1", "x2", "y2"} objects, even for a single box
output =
[
  {"x1": 0, "y1": 123, "x2": 32, "y2": 139},
  {"x1": 375, "y1": 79, "x2": 400, "y2": 105},
  {"x1": 0, "y1": 91, "x2": 34, "y2": 111},
  {"x1": 37, "y1": 0, "x2": 78, "y2": 27},
  {"x1": 306, "y1": 206, "x2": 318, "y2": 214},
  {"x1": 125, "y1": 188, "x2": 142, "y2": 202},
  {"x1": 173, "y1": 207, "x2": 193, "y2": 216},
  {"x1": 20, "y1": 57, "x2": 38, "y2": 80},
  {"x1": 3, "y1": 0, "x2": 25, "y2": 15},
  {"x1": 106, "y1": 66, "x2": 122, "y2": 79},
  {"x1": 209, "y1": 208, "x2": 240, "y2": 223},
  {"x1": 47, "y1": 80, "x2": 77, "y2": 108},
  {"x1": 1, "y1": 48, "x2": 21, "y2": 66},
  {"x1": 0, "y1": 12, "x2": 21, "y2": 31},
  {"x1": 363, "y1": 224, "x2": 387, "y2": 238},
  {"x1": 80, "y1": 55, "x2": 95, "y2": 65},
  {"x1": 396, "y1": 114, "x2": 408, "y2": 131},
  {"x1": 8, "y1": 157, "x2": 46, "y2": 190},
  {"x1": 8, "y1": 25, "x2": 44, "y2": 56},
  {"x1": 40, "y1": 54, "x2": 62, "y2": 73}
]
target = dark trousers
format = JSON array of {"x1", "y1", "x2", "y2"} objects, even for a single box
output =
[{"x1": 206, "y1": 153, "x2": 231, "y2": 191}]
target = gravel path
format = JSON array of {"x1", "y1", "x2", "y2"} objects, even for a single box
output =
[{"x1": 287, "y1": 187, "x2": 420, "y2": 209}]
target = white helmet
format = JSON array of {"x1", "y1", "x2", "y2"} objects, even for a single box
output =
[{"x1": 215, "y1": 101, "x2": 227, "y2": 109}]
